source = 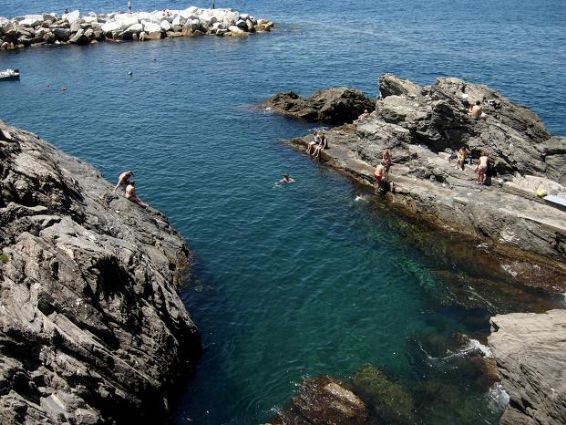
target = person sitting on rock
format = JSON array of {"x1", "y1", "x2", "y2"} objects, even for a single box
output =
[
  {"x1": 461, "y1": 91, "x2": 471, "y2": 112},
  {"x1": 313, "y1": 133, "x2": 328, "y2": 158},
  {"x1": 125, "y1": 182, "x2": 148, "y2": 209},
  {"x1": 469, "y1": 101, "x2": 487, "y2": 120},
  {"x1": 475, "y1": 150, "x2": 489, "y2": 185},
  {"x1": 373, "y1": 162, "x2": 386, "y2": 193},
  {"x1": 306, "y1": 131, "x2": 321, "y2": 155},
  {"x1": 356, "y1": 109, "x2": 370, "y2": 122},
  {"x1": 113, "y1": 170, "x2": 134, "y2": 195}
]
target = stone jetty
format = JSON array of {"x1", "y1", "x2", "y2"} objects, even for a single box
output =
[
  {"x1": 0, "y1": 6, "x2": 273, "y2": 51},
  {"x1": 0, "y1": 121, "x2": 201, "y2": 423},
  {"x1": 265, "y1": 75, "x2": 566, "y2": 292}
]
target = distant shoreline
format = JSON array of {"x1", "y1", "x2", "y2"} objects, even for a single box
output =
[{"x1": 0, "y1": 6, "x2": 273, "y2": 52}]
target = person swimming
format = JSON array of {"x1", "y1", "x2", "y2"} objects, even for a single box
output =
[{"x1": 279, "y1": 174, "x2": 295, "y2": 184}]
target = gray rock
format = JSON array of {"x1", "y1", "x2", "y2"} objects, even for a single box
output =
[
  {"x1": 53, "y1": 27, "x2": 70, "y2": 41},
  {"x1": 69, "y1": 28, "x2": 90, "y2": 45},
  {"x1": 284, "y1": 75, "x2": 566, "y2": 291},
  {"x1": 489, "y1": 310, "x2": 566, "y2": 425},
  {"x1": 262, "y1": 87, "x2": 375, "y2": 125},
  {"x1": 270, "y1": 376, "x2": 372, "y2": 425},
  {"x1": 0, "y1": 121, "x2": 201, "y2": 424}
]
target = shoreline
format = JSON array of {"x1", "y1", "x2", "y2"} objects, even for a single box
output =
[{"x1": 0, "y1": 6, "x2": 273, "y2": 52}]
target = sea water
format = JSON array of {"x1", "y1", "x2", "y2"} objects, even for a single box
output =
[{"x1": 1, "y1": 0, "x2": 565, "y2": 424}]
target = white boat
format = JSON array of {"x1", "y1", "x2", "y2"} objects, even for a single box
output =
[{"x1": 0, "y1": 69, "x2": 20, "y2": 81}]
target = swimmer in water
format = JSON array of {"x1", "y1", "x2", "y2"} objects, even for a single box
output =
[
  {"x1": 279, "y1": 174, "x2": 295, "y2": 184},
  {"x1": 354, "y1": 194, "x2": 366, "y2": 202}
]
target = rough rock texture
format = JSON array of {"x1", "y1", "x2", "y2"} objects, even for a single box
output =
[
  {"x1": 262, "y1": 87, "x2": 374, "y2": 125},
  {"x1": 489, "y1": 310, "x2": 566, "y2": 425},
  {"x1": 285, "y1": 75, "x2": 566, "y2": 291},
  {"x1": 0, "y1": 121, "x2": 201, "y2": 424},
  {"x1": 269, "y1": 376, "x2": 376, "y2": 425}
]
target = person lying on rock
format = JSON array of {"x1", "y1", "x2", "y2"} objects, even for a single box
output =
[
  {"x1": 113, "y1": 170, "x2": 134, "y2": 195},
  {"x1": 307, "y1": 131, "x2": 321, "y2": 155},
  {"x1": 125, "y1": 182, "x2": 148, "y2": 209},
  {"x1": 475, "y1": 150, "x2": 489, "y2": 185},
  {"x1": 313, "y1": 133, "x2": 328, "y2": 158},
  {"x1": 373, "y1": 162, "x2": 386, "y2": 193}
]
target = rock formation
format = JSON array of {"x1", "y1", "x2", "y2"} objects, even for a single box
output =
[
  {"x1": 488, "y1": 310, "x2": 566, "y2": 425},
  {"x1": 0, "y1": 7, "x2": 273, "y2": 51},
  {"x1": 262, "y1": 88, "x2": 374, "y2": 125},
  {"x1": 268, "y1": 376, "x2": 376, "y2": 425},
  {"x1": 0, "y1": 121, "x2": 201, "y2": 424},
  {"x1": 275, "y1": 75, "x2": 566, "y2": 291}
]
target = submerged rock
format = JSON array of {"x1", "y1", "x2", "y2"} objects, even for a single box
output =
[
  {"x1": 262, "y1": 87, "x2": 374, "y2": 125},
  {"x1": 351, "y1": 364, "x2": 416, "y2": 425},
  {"x1": 0, "y1": 121, "x2": 201, "y2": 424},
  {"x1": 488, "y1": 310, "x2": 566, "y2": 425},
  {"x1": 270, "y1": 376, "x2": 374, "y2": 425}
]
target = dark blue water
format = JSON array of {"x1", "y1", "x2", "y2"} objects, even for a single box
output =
[{"x1": 1, "y1": 1, "x2": 565, "y2": 424}]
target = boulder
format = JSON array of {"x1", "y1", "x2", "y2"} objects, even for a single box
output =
[
  {"x1": 69, "y1": 29, "x2": 90, "y2": 45},
  {"x1": 62, "y1": 10, "x2": 81, "y2": 24},
  {"x1": 160, "y1": 19, "x2": 172, "y2": 32},
  {"x1": 53, "y1": 28, "x2": 70, "y2": 41},
  {"x1": 488, "y1": 310, "x2": 566, "y2": 425},
  {"x1": 270, "y1": 376, "x2": 372, "y2": 425},
  {"x1": 0, "y1": 121, "x2": 201, "y2": 424},
  {"x1": 100, "y1": 20, "x2": 122, "y2": 34},
  {"x1": 263, "y1": 87, "x2": 374, "y2": 125},
  {"x1": 142, "y1": 21, "x2": 161, "y2": 34},
  {"x1": 19, "y1": 15, "x2": 44, "y2": 27}
]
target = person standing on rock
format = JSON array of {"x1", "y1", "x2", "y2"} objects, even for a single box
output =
[
  {"x1": 127, "y1": 0, "x2": 132, "y2": 12},
  {"x1": 456, "y1": 147, "x2": 468, "y2": 171},
  {"x1": 125, "y1": 182, "x2": 148, "y2": 209},
  {"x1": 382, "y1": 150, "x2": 392, "y2": 175},
  {"x1": 113, "y1": 170, "x2": 134, "y2": 195},
  {"x1": 373, "y1": 162, "x2": 386, "y2": 193},
  {"x1": 476, "y1": 151, "x2": 489, "y2": 185}
]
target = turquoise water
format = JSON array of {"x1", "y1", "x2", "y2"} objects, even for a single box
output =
[{"x1": 1, "y1": 1, "x2": 565, "y2": 424}]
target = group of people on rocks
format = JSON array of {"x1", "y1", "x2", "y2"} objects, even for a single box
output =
[
  {"x1": 450, "y1": 146, "x2": 491, "y2": 184},
  {"x1": 461, "y1": 88, "x2": 498, "y2": 121}
]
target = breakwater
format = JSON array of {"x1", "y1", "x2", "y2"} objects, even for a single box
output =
[{"x1": 0, "y1": 6, "x2": 273, "y2": 51}]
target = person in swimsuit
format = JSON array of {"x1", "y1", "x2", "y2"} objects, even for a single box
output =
[
  {"x1": 125, "y1": 182, "x2": 148, "y2": 208},
  {"x1": 113, "y1": 170, "x2": 134, "y2": 194},
  {"x1": 307, "y1": 131, "x2": 321, "y2": 155},
  {"x1": 279, "y1": 174, "x2": 295, "y2": 184},
  {"x1": 313, "y1": 133, "x2": 328, "y2": 158},
  {"x1": 373, "y1": 162, "x2": 386, "y2": 193},
  {"x1": 476, "y1": 151, "x2": 489, "y2": 185}
]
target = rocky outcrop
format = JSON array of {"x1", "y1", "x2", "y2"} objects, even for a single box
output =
[
  {"x1": 268, "y1": 376, "x2": 375, "y2": 425},
  {"x1": 0, "y1": 7, "x2": 273, "y2": 51},
  {"x1": 488, "y1": 310, "x2": 566, "y2": 425},
  {"x1": 0, "y1": 121, "x2": 201, "y2": 424},
  {"x1": 282, "y1": 75, "x2": 566, "y2": 291},
  {"x1": 262, "y1": 88, "x2": 374, "y2": 125}
]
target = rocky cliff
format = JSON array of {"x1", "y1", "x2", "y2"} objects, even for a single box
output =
[
  {"x1": 0, "y1": 121, "x2": 201, "y2": 424},
  {"x1": 276, "y1": 75, "x2": 566, "y2": 291},
  {"x1": 489, "y1": 310, "x2": 566, "y2": 425}
]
